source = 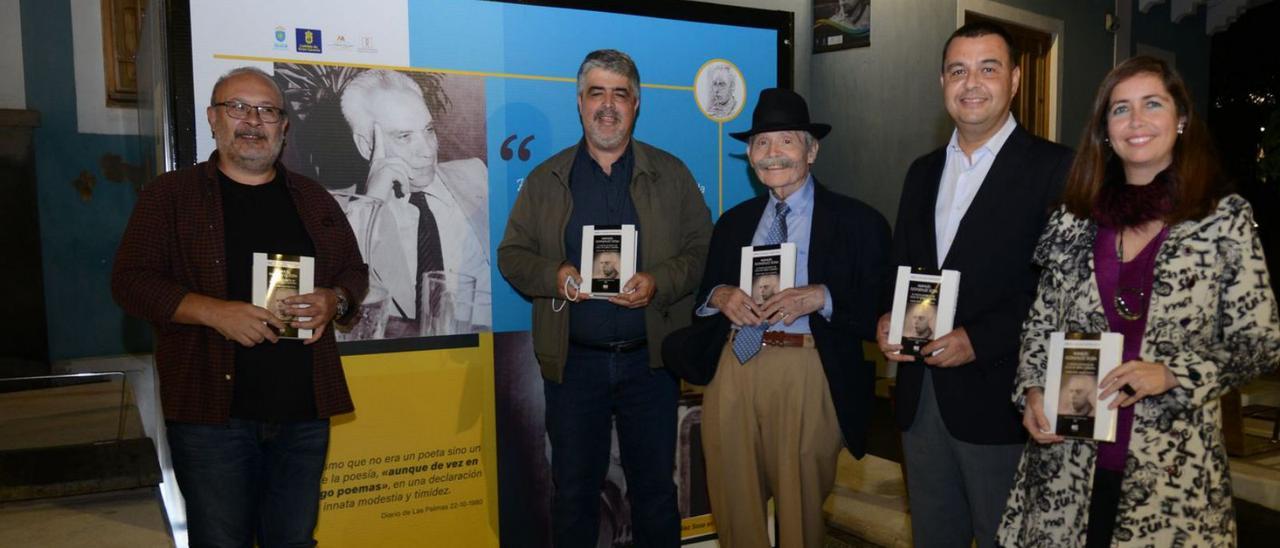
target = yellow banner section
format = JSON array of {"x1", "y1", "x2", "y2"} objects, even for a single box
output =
[
  {"x1": 681, "y1": 513, "x2": 716, "y2": 541},
  {"x1": 316, "y1": 335, "x2": 498, "y2": 546}
]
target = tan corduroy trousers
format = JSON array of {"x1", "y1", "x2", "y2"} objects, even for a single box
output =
[{"x1": 701, "y1": 336, "x2": 843, "y2": 548}]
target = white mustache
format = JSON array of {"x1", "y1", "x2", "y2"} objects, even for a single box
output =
[
  {"x1": 756, "y1": 156, "x2": 795, "y2": 169},
  {"x1": 235, "y1": 129, "x2": 266, "y2": 139}
]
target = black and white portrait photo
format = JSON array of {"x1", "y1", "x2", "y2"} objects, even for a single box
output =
[
  {"x1": 274, "y1": 64, "x2": 492, "y2": 341},
  {"x1": 751, "y1": 273, "x2": 780, "y2": 305},
  {"x1": 1057, "y1": 373, "x2": 1097, "y2": 418},
  {"x1": 593, "y1": 250, "x2": 621, "y2": 281},
  {"x1": 694, "y1": 60, "x2": 745, "y2": 121},
  {"x1": 905, "y1": 301, "x2": 936, "y2": 340}
]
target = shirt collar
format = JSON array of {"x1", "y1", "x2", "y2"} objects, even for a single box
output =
[
  {"x1": 946, "y1": 113, "x2": 1018, "y2": 159},
  {"x1": 766, "y1": 174, "x2": 815, "y2": 216},
  {"x1": 574, "y1": 138, "x2": 635, "y2": 179},
  {"x1": 406, "y1": 170, "x2": 447, "y2": 200}
]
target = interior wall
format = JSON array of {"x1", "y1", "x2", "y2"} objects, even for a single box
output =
[
  {"x1": 808, "y1": 0, "x2": 957, "y2": 224},
  {"x1": 21, "y1": 0, "x2": 149, "y2": 361},
  {"x1": 0, "y1": 0, "x2": 25, "y2": 109}
]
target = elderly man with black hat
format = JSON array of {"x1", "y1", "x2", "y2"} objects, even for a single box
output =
[{"x1": 667, "y1": 88, "x2": 889, "y2": 547}]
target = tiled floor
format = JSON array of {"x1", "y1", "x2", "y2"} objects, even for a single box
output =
[{"x1": 0, "y1": 488, "x2": 170, "y2": 548}]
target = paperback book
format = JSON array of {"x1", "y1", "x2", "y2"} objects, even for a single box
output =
[
  {"x1": 1044, "y1": 332, "x2": 1124, "y2": 441},
  {"x1": 888, "y1": 266, "x2": 960, "y2": 357},
  {"x1": 580, "y1": 224, "x2": 637, "y2": 298},
  {"x1": 252, "y1": 252, "x2": 315, "y2": 339},
  {"x1": 738, "y1": 243, "x2": 797, "y2": 305}
]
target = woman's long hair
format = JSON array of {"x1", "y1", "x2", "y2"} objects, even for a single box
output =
[{"x1": 1061, "y1": 56, "x2": 1228, "y2": 223}]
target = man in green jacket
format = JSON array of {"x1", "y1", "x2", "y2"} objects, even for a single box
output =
[{"x1": 498, "y1": 49, "x2": 712, "y2": 548}]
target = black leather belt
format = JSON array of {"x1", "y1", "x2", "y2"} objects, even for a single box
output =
[{"x1": 571, "y1": 338, "x2": 649, "y2": 353}]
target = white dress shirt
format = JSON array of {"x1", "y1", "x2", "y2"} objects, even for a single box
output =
[
  {"x1": 383, "y1": 168, "x2": 491, "y2": 327},
  {"x1": 934, "y1": 114, "x2": 1017, "y2": 264}
]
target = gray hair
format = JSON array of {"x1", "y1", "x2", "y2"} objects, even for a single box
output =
[
  {"x1": 576, "y1": 49, "x2": 641, "y2": 98},
  {"x1": 340, "y1": 69, "x2": 425, "y2": 140},
  {"x1": 210, "y1": 66, "x2": 284, "y2": 107},
  {"x1": 708, "y1": 64, "x2": 736, "y2": 92}
]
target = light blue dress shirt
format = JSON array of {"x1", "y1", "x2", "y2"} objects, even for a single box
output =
[{"x1": 698, "y1": 176, "x2": 834, "y2": 334}]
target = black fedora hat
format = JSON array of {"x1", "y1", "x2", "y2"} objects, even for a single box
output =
[{"x1": 729, "y1": 88, "x2": 831, "y2": 142}]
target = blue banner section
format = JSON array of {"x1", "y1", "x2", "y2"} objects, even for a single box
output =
[{"x1": 408, "y1": 1, "x2": 778, "y2": 332}]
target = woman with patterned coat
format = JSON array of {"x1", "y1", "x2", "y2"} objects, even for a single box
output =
[{"x1": 997, "y1": 56, "x2": 1280, "y2": 547}]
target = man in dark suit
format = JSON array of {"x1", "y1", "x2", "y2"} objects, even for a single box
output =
[
  {"x1": 876, "y1": 22, "x2": 1072, "y2": 548},
  {"x1": 687, "y1": 88, "x2": 889, "y2": 548}
]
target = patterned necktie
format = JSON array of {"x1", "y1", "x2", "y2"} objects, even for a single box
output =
[
  {"x1": 408, "y1": 192, "x2": 445, "y2": 317},
  {"x1": 732, "y1": 201, "x2": 790, "y2": 364}
]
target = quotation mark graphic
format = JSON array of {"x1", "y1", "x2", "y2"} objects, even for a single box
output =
[{"x1": 501, "y1": 134, "x2": 536, "y2": 161}]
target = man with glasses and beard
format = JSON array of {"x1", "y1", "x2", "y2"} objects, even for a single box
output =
[
  {"x1": 112, "y1": 67, "x2": 367, "y2": 546},
  {"x1": 499, "y1": 49, "x2": 712, "y2": 547}
]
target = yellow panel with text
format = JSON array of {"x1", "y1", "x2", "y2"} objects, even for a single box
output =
[{"x1": 316, "y1": 334, "x2": 498, "y2": 547}]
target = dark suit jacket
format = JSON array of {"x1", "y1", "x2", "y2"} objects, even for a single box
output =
[
  {"x1": 889, "y1": 124, "x2": 1072, "y2": 444},
  {"x1": 665, "y1": 180, "x2": 890, "y2": 457}
]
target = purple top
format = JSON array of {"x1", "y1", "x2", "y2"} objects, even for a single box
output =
[{"x1": 1093, "y1": 224, "x2": 1168, "y2": 472}]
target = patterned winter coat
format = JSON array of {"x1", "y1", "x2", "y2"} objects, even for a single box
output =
[{"x1": 997, "y1": 195, "x2": 1280, "y2": 548}]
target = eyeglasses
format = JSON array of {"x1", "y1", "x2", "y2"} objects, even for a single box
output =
[{"x1": 213, "y1": 100, "x2": 287, "y2": 124}]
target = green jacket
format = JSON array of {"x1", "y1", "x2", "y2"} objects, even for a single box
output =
[{"x1": 497, "y1": 140, "x2": 713, "y2": 382}]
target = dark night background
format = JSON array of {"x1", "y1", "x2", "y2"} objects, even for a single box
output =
[{"x1": 1210, "y1": 2, "x2": 1280, "y2": 287}]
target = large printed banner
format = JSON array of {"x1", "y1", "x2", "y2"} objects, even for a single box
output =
[
  {"x1": 187, "y1": 1, "x2": 783, "y2": 545},
  {"x1": 190, "y1": 0, "x2": 777, "y2": 340}
]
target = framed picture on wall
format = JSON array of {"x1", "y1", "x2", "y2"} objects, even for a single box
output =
[{"x1": 813, "y1": 0, "x2": 870, "y2": 53}]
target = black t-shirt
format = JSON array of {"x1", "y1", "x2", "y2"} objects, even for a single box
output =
[{"x1": 219, "y1": 169, "x2": 318, "y2": 421}]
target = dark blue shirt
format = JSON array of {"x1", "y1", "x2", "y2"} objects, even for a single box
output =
[{"x1": 564, "y1": 142, "x2": 645, "y2": 344}]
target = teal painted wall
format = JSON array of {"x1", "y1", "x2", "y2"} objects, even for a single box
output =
[{"x1": 22, "y1": 0, "x2": 151, "y2": 361}]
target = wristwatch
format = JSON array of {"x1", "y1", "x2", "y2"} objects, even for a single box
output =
[{"x1": 334, "y1": 288, "x2": 350, "y2": 319}]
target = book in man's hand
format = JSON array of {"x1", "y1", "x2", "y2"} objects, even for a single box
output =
[
  {"x1": 739, "y1": 243, "x2": 797, "y2": 304},
  {"x1": 580, "y1": 224, "x2": 637, "y2": 298},
  {"x1": 1043, "y1": 332, "x2": 1123, "y2": 442},
  {"x1": 888, "y1": 266, "x2": 959, "y2": 357},
  {"x1": 252, "y1": 252, "x2": 315, "y2": 339}
]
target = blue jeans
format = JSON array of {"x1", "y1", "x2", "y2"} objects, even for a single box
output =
[
  {"x1": 166, "y1": 418, "x2": 330, "y2": 548},
  {"x1": 544, "y1": 345, "x2": 680, "y2": 548}
]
